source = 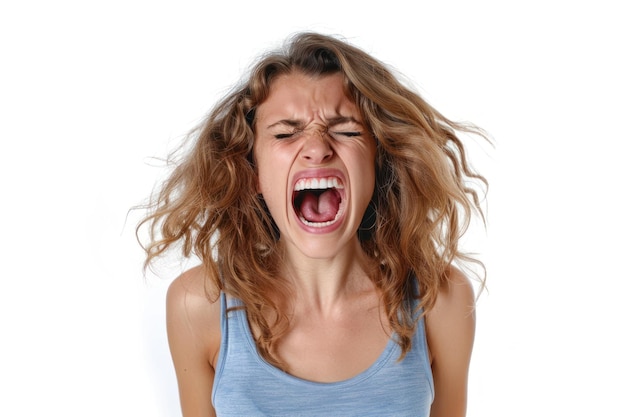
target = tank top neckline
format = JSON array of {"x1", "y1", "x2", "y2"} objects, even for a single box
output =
[{"x1": 228, "y1": 295, "x2": 400, "y2": 389}]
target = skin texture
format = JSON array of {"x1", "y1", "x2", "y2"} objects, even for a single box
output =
[
  {"x1": 166, "y1": 73, "x2": 476, "y2": 417},
  {"x1": 254, "y1": 72, "x2": 377, "y2": 262},
  {"x1": 166, "y1": 268, "x2": 219, "y2": 417},
  {"x1": 426, "y1": 268, "x2": 476, "y2": 417}
]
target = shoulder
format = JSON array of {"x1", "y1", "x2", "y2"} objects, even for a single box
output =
[
  {"x1": 167, "y1": 264, "x2": 220, "y2": 308},
  {"x1": 425, "y1": 266, "x2": 476, "y2": 359},
  {"x1": 166, "y1": 265, "x2": 222, "y2": 366},
  {"x1": 426, "y1": 266, "x2": 475, "y2": 327},
  {"x1": 166, "y1": 266, "x2": 221, "y2": 416},
  {"x1": 424, "y1": 266, "x2": 476, "y2": 416}
]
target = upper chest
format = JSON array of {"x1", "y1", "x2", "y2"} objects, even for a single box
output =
[{"x1": 273, "y1": 296, "x2": 392, "y2": 383}]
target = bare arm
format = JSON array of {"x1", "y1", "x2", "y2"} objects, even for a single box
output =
[
  {"x1": 166, "y1": 266, "x2": 221, "y2": 417},
  {"x1": 426, "y1": 267, "x2": 476, "y2": 417}
]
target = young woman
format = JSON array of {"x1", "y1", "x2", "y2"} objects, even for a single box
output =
[{"x1": 139, "y1": 32, "x2": 487, "y2": 417}]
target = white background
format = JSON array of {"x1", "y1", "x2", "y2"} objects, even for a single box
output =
[{"x1": 1, "y1": 1, "x2": 624, "y2": 416}]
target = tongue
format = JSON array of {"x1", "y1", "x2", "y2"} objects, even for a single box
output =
[{"x1": 299, "y1": 189, "x2": 340, "y2": 223}]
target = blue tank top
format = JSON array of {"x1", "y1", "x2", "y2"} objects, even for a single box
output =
[{"x1": 212, "y1": 292, "x2": 434, "y2": 416}]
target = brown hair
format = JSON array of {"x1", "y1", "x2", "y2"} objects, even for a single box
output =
[{"x1": 137, "y1": 32, "x2": 488, "y2": 367}]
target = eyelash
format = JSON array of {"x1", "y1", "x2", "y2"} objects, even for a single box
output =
[
  {"x1": 274, "y1": 133, "x2": 295, "y2": 139},
  {"x1": 336, "y1": 131, "x2": 362, "y2": 137},
  {"x1": 273, "y1": 131, "x2": 362, "y2": 140}
]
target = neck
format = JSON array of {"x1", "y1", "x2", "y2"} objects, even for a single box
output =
[{"x1": 279, "y1": 239, "x2": 377, "y2": 313}]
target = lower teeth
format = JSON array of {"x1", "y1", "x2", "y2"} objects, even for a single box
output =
[{"x1": 299, "y1": 215, "x2": 338, "y2": 228}]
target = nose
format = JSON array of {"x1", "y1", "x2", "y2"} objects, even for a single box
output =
[{"x1": 300, "y1": 129, "x2": 333, "y2": 164}]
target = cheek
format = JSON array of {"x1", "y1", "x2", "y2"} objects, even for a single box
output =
[
  {"x1": 255, "y1": 151, "x2": 287, "y2": 213},
  {"x1": 255, "y1": 142, "x2": 294, "y2": 191},
  {"x1": 362, "y1": 156, "x2": 378, "y2": 206},
  {"x1": 360, "y1": 146, "x2": 377, "y2": 188},
  {"x1": 363, "y1": 171, "x2": 376, "y2": 205},
  {"x1": 349, "y1": 160, "x2": 376, "y2": 209},
  {"x1": 253, "y1": 145, "x2": 272, "y2": 194},
  {"x1": 256, "y1": 169, "x2": 274, "y2": 200}
]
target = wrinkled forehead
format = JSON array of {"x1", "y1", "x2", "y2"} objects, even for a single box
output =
[{"x1": 255, "y1": 71, "x2": 360, "y2": 127}]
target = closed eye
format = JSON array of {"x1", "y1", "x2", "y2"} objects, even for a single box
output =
[
  {"x1": 273, "y1": 130, "x2": 361, "y2": 140},
  {"x1": 331, "y1": 131, "x2": 362, "y2": 138},
  {"x1": 273, "y1": 128, "x2": 304, "y2": 140},
  {"x1": 274, "y1": 133, "x2": 295, "y2": 139}
]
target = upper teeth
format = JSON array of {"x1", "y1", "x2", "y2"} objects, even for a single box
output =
[{"x1": 294, "y1": 177, "x2": 343, "y2": 191}]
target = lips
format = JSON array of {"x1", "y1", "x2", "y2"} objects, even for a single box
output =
[{"x1": 292, "y1": 175, "x2": 345, "y2": 228}]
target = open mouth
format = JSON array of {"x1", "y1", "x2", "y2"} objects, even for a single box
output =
[{"x1": 292, "y1": 177, "x2": 345, "y2": 228}]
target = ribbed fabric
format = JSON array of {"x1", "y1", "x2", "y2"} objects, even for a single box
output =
[{"x1": 212, "y1": 292, "x2": 434, "y2": 417}]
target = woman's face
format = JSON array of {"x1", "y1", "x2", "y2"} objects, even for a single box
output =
[{"x1": 253, "y1": 71, "x2": 377, "y2": 260}]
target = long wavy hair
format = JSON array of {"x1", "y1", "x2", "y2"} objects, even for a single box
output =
[{"x1": 137, "y1": 32, "x2": 488, "y2": 368}]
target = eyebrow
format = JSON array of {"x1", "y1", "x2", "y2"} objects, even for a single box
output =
[
  {"x1": 265, "y1": 116, "x2": 363, "y2": 130},
  {"x1": 266, "y1": 119, "x2": 305, "y2": 130}
]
